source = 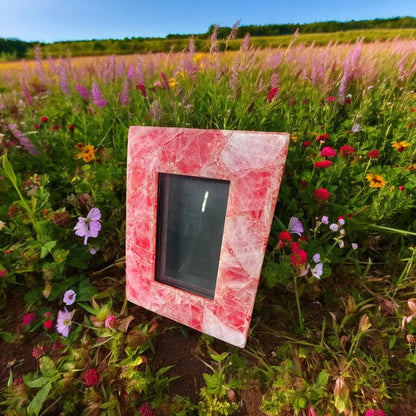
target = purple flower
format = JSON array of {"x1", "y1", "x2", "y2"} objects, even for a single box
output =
[
  {"x1": 119, "y1": 79, "x2": 130, "y2": 105},
  {"x1": 329, "y1": 223, "x2": 339, "y2": 232},
  {"x1": 63, "y1": 289, "x2": 76, "y2": 306},
  {"x1": 312, "y1": 262, "x2": 323, "y2": 279},
  {"x1": 74, "y1": 207, "x2": 101, "y2": 245},
  {"x1": 56, "y1": 308, "x2": 73, "y2": 337},
  {"x1": 352, "y1": 123, "x2": 361, "y2": 133},
  {"x1": 312, "y1": 253, "x2": 321, "y2": 263},
  {"x1": 8, "y1": 124, "x2": 38, "y2": 155},
  {"x1": 91, "y1": 83, "x2": 108, "y2": 108},
  {"x1": 288, "y1": 217, "x2": 304, "y2": 236},
  {"x1": 76, "y1": 84, "x2": 90, "y2": 101}
]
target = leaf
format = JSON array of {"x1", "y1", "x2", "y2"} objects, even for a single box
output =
[
  {"x1": 116, "y1": 315, "x2": 134, "y2": 332},
  {"x1": 27, "y1": 381, "x2": 51, "y2": 416},
  {"x1": 316, "y1": 369, "x2": 329, "y2": 388},
  {"x1": 24, "y1": 376, "x2": 49, "y2": 388},
  {"x1": 40, "y1": 240, "x2": 57, "y2": 259},
  {"x1": 39, "y1": 356, "x2": 57, "y2": 379},
  {"x1": 209, "y1": 351, "x2": 228, "y2": 363}
]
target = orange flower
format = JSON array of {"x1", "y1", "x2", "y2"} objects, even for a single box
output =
[
  {"x1": 392, "y1": 141, "x2": 411, "y2": 152},
  {"x1": 75, "y1": 144, "x2": 96, "y2": 163},
  {"x1": 366, "y1": 173, "x2": 386, "y2": 188}
]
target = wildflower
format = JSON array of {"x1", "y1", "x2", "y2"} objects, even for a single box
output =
[
  {"x1": 351, "y1": 124, "x2": 360, "y2": 133},
  {"x1": 63, "y1": 289, "x2": 76, "y2": 306},
  {"x1": 314, "y1": 160, "x2": 333, "y2": 168},
  {"x1": 365, "y1": 410, "x2": 376, "y2": 416},
  {"x1": 288, "y1": 217, "x2": 304, "y2": 236},
  {"x1": 344, "y1": 98, "x2": 351, "y2": 104},
  {"x1": 366, "y1": 173, "x2": 386, "y2": 188},
  {"x1": 330, "y1": 223, "x2": 339, "y2": 232},
  {"x1": 351, "y1": 243, "x2": 358, "y2": 250},
  {"x1": 139, "y1": 402, "x2": 154, "y2": 416},
  {"x1": 307, "y1": 406, "x2": 317, "y2": 416},
  {"x1": 75, "y1": 144, "x2": 96, "y2": 163},
  {"x1": 291, "y1": 243, "x2": 308, "y2": 267},
  {"x1": 340, "y1": 145, "x2": 354, "y2": 156},
  {"x1": 368, "y1": 149, "x2": 380, "y2": 159},
  {"x1": 303, "y1": 141, "x2": 311, "y2": 147},
  {"x1": 119, "y1": 79, "x2": 130, "y2": 105},
  {"x1": 160, "y1": 72, "x2": 170, "y2": 90},
  {"x1": 314, "y1": 188, "x2": 330, "y2": 201},
  {"x1": 8, "y1": 124, "x2": 38, "y2": 155},
  {"x1": 392, "y1": 140, "x2": 411, "y2": 152},
  {"x1": 84, "y1": 368, "x2": 100, "y2": 387},
  {"x1": 311, "y1": 262, "x2": 323, "y2": 278},
  {"x1": 40, "y1": 116, "x2": 49, "y2": 123},
  {"x1": 320, "y1": 146, "x2": 337, "y2": 157},
  {"x1": 56, "y1": 308, "x2": 73, "y2": 337},
  {"x1": 316, "y1": 133, "x2": 329, "y2": 142},
  {"x1": 326, "y1": 96, "x2": 335, "y2": 102},
  {"x1": 267, "y1": 87, "x2": 279, "y2": 102},
  {"x1": 338, "y1": 216, "x2": 345, "y2": 225},
  {"x1": 74, "y1": 207, "x2": 102, "y2": 245},
  {"x1": 68, "y1": 124, "x2": 75, "y2": 131},
  {"x1": 168, "y1": 77, "x2": 176, "y2": 88},
  {"x1": 321, "y1": 216, "x2": 329, "y2": 224},
  {"x1": 76, "y1": 84, "x2": 90, "y2": 101},
  {"x1": 0, "y1": 269, "x2": 5, "y2": 277},
  {"x1": 136, "y1": 83, "x2": 147, "y2": 97},
  {"x1": 313, "y1": 253, "x2": 321, "y2": 263},
  {"x1": 32, "y1": 345, "x2": 47, "y2": 360},
  {"x1": 399, "y1": 185, "x2": 405, "y2": 191},
  {"x1": 91, "y1": 83, "x2": 108, "y2": 108},
  {"x1": 43, "y1": 319, "x2": 54, "y2": 330},
  {"x1": 278, "y1": 231, "x2": 292, "y2": 242},
  {"x1": 23, "y1": 312, "x2": 37, "y2": 326},
  {"x1": 105, "y1": 315, "x2": 116, "y2": 330}
]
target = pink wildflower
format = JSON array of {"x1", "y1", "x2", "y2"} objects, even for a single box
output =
[
  {"x1": 314, "y1": 188, "x2": 330, "y2": 201},
  {"x1": 22, "y1": 313, "x2": 37, "y2": 326},
  {"x1": 267, "y1": 87, "x2": 279, "y2": 102},
  {"x1": 314, "y1": 160, "x2": 333, "y2": 168},
  {"x1": 320, "y1": 146, "x2": 337, "y2": 157}
]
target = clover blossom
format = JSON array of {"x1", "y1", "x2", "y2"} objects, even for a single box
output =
[{"x1": 74, "y1": 207, "x2": 101, "y2": 245}]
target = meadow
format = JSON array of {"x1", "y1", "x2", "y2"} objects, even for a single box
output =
[{"x1": 0, "y1": 33, "x2": 416, "y2": 415}]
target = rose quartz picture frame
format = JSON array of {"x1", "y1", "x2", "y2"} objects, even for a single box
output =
[{"x1": 126, "y1": 126, "x2": 289, "y2": 347}]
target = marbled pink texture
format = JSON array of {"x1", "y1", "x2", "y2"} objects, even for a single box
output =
[{"x1": 126, "y1": 127, "x2": 289, "y2": 347}]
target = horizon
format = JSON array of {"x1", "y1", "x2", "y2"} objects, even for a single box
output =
[
  {"x1": 4, "y1": 15, "x2": 416, "y2": 45},
  {"x1": 1, "y1": 0, "x2": 416, "y2": 44}
]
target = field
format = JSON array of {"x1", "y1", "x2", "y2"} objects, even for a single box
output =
[{"x1": 0, "y1": 34, "x2": 416, "y2": 416}]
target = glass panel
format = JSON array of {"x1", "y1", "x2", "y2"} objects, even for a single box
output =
[{"x1": 156, "y1": 173, "x2": 230, "y2": 299}]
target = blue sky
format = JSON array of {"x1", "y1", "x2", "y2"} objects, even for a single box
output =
[{"x1": 0, "y1": 0, "x2": 416, "y2": 43}]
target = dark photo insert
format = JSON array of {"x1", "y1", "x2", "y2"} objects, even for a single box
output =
[{"x1": 156, "y1": 173, "x2": 230, "y2": 299}]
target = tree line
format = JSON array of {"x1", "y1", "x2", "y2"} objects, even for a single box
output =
[{"x1": 1, "y1": 16, "x2": 416, "y2": 60}]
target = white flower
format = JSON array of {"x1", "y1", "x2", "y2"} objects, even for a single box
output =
[
  {"x1": 312, "y1": 253, "x2": 321, "y2": 263},
  {"x1": 351, "y1": 243, "x2": 358, "y2": 250}
]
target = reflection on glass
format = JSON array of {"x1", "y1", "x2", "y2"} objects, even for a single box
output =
[{"x1": 156, "y1": 173, "x2": 230, "y2": 299}]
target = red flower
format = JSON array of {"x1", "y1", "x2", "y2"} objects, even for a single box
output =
[
  {"x1": 340, "y1": 145, "x2": 355, "y2": 156},
  {"x1": 399, "y1": 185, "x2": 405, "y2": 191},
  {"x1": 344, "y1": 98, "x2": 352, "y2": 104},
  {"x1": 320, "y1": 146, "x2": 337, "y2": 157},
  {"x1": 291, "y1": 246, "x2": 308, "y2": 267},
  {"x1": 411, "y1": 108, "x2": 415, "y2": 112},
  {"x1": 40, "y1": 116, "x2": 48, "y2": 123},
  {"x1": 279, "y1": 231, "x2": 292, "y2": 242},
  {"x1": 84, "y1": 368, "x2": 100, "y2": 387},
  {"x1": 316, "y1": 133, "x2": 329, "y2": 142},
  {"x1": 267, "y1": 87, "x2": 279, "y2": 102},
  {"x1": 68, "y1": 124, "x2": 75, "y2": 131},
  {"x1": 22, "y1": 312, "x2": 37, "y2": 326},
  {"x1": 314, "y1": 188, "x2": 330, "y2": 201},
  {"x1": 314, "y1": 160, "x2": 333, "y2": 168},
  {"x1": 300, "y1": 180, "x2": 308, "y2": 188},
  {"x1": 136, "y1": 83, "x2": 147, "y2": 97},
  {"x1": 43, "y1": 319, "x2": 54, "y2": 330},
  {"x1": 368, "y1": 149, "x2": 380, "y2": 159},
  {"x1": 139, "y1": 402, "x2": 154, "y2": 416},
  {"x1": 302, "y1": 141, "x2": 311, "y2": 147},
  {"x1": 326, "y1": 96, "x2": 335, "y2": 102}
]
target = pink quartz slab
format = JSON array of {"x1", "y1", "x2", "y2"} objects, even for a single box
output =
[{"x1": 126, "y1": 126, "x2": 289, "y2": 348}]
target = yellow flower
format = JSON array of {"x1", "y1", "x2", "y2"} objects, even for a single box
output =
[
  {"x1": 192, "y1": 53, "x2": 203, "y2": 63},
  {"x1": 75, "y1": 144, "x2": 96, "y2": 163},
  {"x1": 392, "y1": 141, "x2": 411, "y2": 152},
  {"x1": 168, "y1": 78, "x2": 176, "y2": 88},
  {"x1": 291, "y1": 134, "x2": 298, "y2": 143},
  {"x1": 366, "y1": 173, "x2": 386, "y2": 188}
]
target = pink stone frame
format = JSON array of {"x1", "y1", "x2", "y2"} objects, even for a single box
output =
[{"x1": 126, "y1": 126, "x2": 289, "y2": 347}]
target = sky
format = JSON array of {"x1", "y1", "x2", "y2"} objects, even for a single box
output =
[{"x1": 0, "y1": 0, "x2": 416, "y2": 43}]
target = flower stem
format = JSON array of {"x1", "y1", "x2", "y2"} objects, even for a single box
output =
[{"x1": 293, "y1": 274, "x2": 304, "y2": 332}]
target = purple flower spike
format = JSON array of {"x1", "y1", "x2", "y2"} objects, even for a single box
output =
[
  {"x1": 288, "y1": 217, "x2": 304, "y2": 236},
  {"x1": 74, "y1": 207, "x2": 102, "y2": 245},
  {"x1": 91, "y1": 83, "x2": 108, "y2": 108}
]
